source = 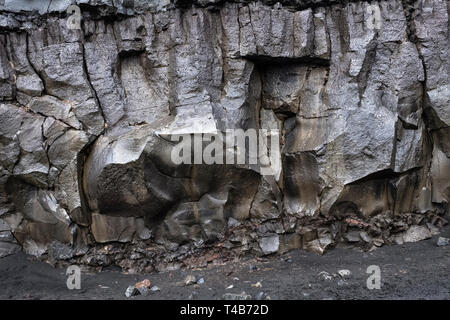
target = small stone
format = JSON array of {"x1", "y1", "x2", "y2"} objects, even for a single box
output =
[
  {"x1": 0, "y1": 241, "x2": 21, "y2": 258},
  {"x1": 188, "y1": 291, "x2": 198, "y2": 300},
  {"x1": 138, "y1": 227, "x2": 152, "y2": 240},
  {"x1": 345, "y1": 231, "x2": 361, "y2": 242},
  {"x1": 251, "y1": 281, "x2": 262, "y2": 288},
  {"x1": 222, "y1": 292, "x2": 252, "y2": 300},
  {"x1": 137, "y1": 286, "x2": 149, "y2": 296},
  {"x1": 394, "y1": 234, "x2": 404, "y2": 245},
  {"x1": 259, "y1": 235, "x2": 280, "y2": 255},
  {"x1": 437, "y1": 237, "x2": 450, "y2": 247},
  {"x1": 337, "y1": 269, "x2": 351, "y2": 278},
  {"x1": 123, "y1": 0, "x2": 135, "y2": 8},
  {"x1": 184, "y1": 275, "x2": 197, "y2": 286},
  {"x1": 337, "y1": 279, "x2": 346, "y2": 287},
  {"x1": 373, "y1": 238, "x2": 384, "y2": 247},
  {"x1": 360, "y1": 231, "x2": 372, "y2": 243},
  {"x1": 150, "y1": 286, "x2": 160, "y2": 292},
  {"x1": 256, "y1": 292, "x2": 266, "y2": 300},
  {"x1": 197, "y1": 277, "x2": 205, "y2": 284},
  {"x1": 130, "y1": 252, "x2": 143, "y2": 260},
  {"x1": 135, "y1": 279, "x2": 151, "y2": 289},
  {"x1": 223, "y1": 241, "x2": 233, "y2": 249},
  {"x1": 226, "y1": 284, "x2": 234, "y2": 290},
  {"x1": 125, "y1": 286, "x2": 138, "y2": 298},
  {"x1": 249, "y1": 264, "x2": 257, "y2": 271},
  {"x1": 427, "y1": 223, "x2": 440, "y2": 236}
]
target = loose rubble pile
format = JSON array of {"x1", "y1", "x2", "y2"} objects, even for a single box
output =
[{"x1": 0, "y1": 0, "x2": 448, "y2": 272}]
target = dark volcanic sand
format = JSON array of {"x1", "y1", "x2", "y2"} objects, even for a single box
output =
[{"x1": 1, "y1": 224, "x2": 449, "y2": 300}]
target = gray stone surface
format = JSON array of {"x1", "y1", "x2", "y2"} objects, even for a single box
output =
[
  {"x1": 403, "y1": 225, "x2": 432, "y2": 243},
  {"x1": 436, "y1": 237, "x2": 450, "y2": 247},
  {"x1": 0, "y1": 0, "x2": 448, "y2": 271},
  {"x1": 259, "y1": 235, "x2": 280, "y2": 255}
]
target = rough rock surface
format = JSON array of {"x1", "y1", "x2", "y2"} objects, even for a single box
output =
[{"x1": 0, "y1": 0, "x2": 448, "y2": 271}]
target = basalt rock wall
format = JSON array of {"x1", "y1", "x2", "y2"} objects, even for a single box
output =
[{"x1": 0, "y1": 0, "x2": 448, "y2": 272}]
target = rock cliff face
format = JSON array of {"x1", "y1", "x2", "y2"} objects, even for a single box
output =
[{"x1": 0, "y1": 0, "x2": 448, "y2": 271}]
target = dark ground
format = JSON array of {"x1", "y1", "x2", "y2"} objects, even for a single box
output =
[{"x1": 1, "y1": 224, "x2": 449, "y2": 300}]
